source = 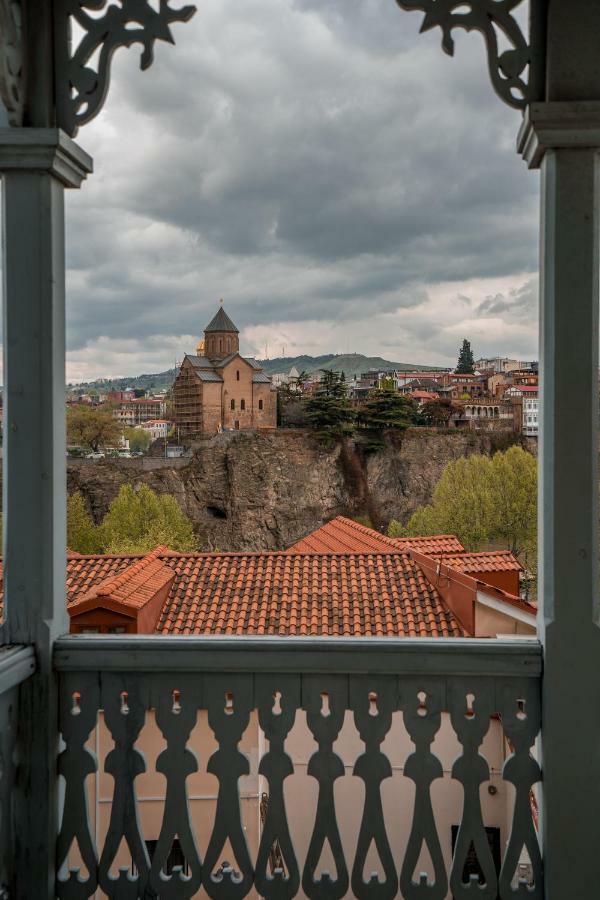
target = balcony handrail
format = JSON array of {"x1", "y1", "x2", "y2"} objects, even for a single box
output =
[
  {"x1": 53, "y1": 634, "x2": 542, "y2": 676},
  {"x1": 0, "y1": 645, "x2": 36, "y2": 695}
]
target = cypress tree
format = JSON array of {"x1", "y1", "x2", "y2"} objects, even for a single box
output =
[{"x1": 456, "y1": 339, "x2": 475, "y2": 374}]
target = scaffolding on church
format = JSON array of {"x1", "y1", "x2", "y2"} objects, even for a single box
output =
[{"x1": 172, "y1": 361, "x2": 205, "y2": 436}]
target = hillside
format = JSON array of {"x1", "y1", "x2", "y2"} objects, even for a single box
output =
[
  {"x1": 258, "y1": 353, "x2": 442, "y2": 378},
  {"x1": 68, "y1": 353, "x2": 442, "y2": 392}
]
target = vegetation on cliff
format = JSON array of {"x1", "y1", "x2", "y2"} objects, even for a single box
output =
[
  {"x1": 388, "y1": 445, "x2": 537, "y2": 570},
  {"x1": 68, "y1": 485, "x2": 197, "y2": 554},
  {"x1": 67, "y1": 405, "x2": 121, "y2": 453}
]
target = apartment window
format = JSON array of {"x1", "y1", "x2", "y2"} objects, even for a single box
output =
[
  {"x1": 231, "y1": 399, "x2": 235, "y2": 410},
  {"x1": 241, "y1": 399, "x2": 246, "y2": 411}
]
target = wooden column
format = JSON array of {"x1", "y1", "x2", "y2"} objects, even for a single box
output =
[
  {"x1": 519, "y1": 4, "x2": 600, "y2": 891},
  {"x1": 0, "y1": 129, "x2": 92, "y2": 896}
]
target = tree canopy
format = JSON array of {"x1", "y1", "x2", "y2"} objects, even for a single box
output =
[
  {"x1": 456, "y1": 338, "x2": 475, "y2": 374},
  {"x1": 125, "y1": 427, "x2": 151, "y2": 453},
  {"x1": 67, "y1": 492, "x2": 102, "y2": 554},
  {"x1": 419, "y1": 398, "x2": 455, "y2": 427},
  {"x1": 100, "y1": 484, "x2": 197, "y2": 553},
  {"x1": 305, "y1": 370, "x2": 355, "y2": 435},
  {"x1": 387, "y1": 446, "x2": 537, "y2": 557},
  {"x1": 357, "y1": 389, "x2": 415, "y2": 431},
  {"x1": 67, "y1": 405, "x2": 122, "y2": 452},
  {"x1": 67, "y1": 484, "x2": 197, "y2": 554}
]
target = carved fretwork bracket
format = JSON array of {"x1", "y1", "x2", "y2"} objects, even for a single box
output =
[
  {"x1": 54, "y1": 0, "x2": 196, "y2": 137},
  {"x1": 396, "y1": 0, "x2": 532, "y2": 110}
]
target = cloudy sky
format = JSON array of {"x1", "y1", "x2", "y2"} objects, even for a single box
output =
[{"x1": 65, "y1": 0, "x2": 539, "y2": 383}]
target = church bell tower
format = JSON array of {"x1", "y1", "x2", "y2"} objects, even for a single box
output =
[{"x1": 201, "y1": 301, "x2": 240, "y2": 360}]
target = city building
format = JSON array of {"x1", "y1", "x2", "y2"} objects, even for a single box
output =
[
  {"x1": 113, "y1": 397, "x2": 167, "y2": 427},
  {"x1": 270, "y1": 366, "x2": 301, "y2": 388},
  {"x1": 505, "y1": 385, "x2": 539, "y2": 437},
  {"x1": 139, "y1": 419, "x2": 171, "y2": 441},
  {"x1": 171, "y1": 305, "x2": 277, "y2": 436},
  {"x1": 474, "y1": 357, "x2": 525, "y2": 374},
  {"x1": 460, "y1": 398, "x2": 521, "y2": 432}
]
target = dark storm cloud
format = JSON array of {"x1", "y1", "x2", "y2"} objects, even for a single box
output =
[
  {"x1": 64, "y1": 0, "x2": 538, "y2": 376},
  {"x1": 476, "y1": 280, "x2": 538, "y2": 320}
]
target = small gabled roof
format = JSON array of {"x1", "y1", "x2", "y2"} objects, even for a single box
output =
[
  {"x1": 186, "y1": 354, "x2": 215, "y2": 369},
  {"x1": 204, "y1": 306, "x2": 239, "y2": 333},
  {"x1": 68, "y1": 547, "x2": 175, "y2": 616},
  {"x1": 287, "y1": 516, "x2": 402, "y2": 554},
  {"x1": 213, "y1": 351, "x2": 242, "y2": 368},
  {"x1": 252, "y1": 372, "x2": 272, "y2": 384},
  {"x1": 195, "y1": 371, "x2": 223, "y2": 382}
]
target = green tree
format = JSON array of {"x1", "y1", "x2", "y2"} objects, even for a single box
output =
[
  {"x1": 456, "y1": 338, "x2": 475, "y2": 374},
  {"x1": 67, "y1": 405, "x2": 122, "y2": 453},
  {"x1": 305, "y1": 370, "x2": 355, "y2": 435},
  {"x1": 124, "y1": 427, "x2": 152, "y2": 453},
  {"x1": 399, "y1": 446, "x2": 537, "y2": 555},
  {"x1": 487, "y1": 444, "x2": 537, "y2": 555},
  {"x1": 100, "y1": 484, "x2": 197, "y2": 553},
  {"x1": 420, "y1": 398, "x2": 454, "y2": 427},
  {"x1": 387, "y1": 518, "x2": 407, "y2": 538},
  {"x1": 67, "y1": 492, "x2": 102, "y2": 553},
  {"x1": 358, "y1": 389, "x2": 416, "y2": 431}
]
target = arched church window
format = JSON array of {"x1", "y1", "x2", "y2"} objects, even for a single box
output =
[
  {"x1": 236, "y1": 370, "x2": 240, "y2": 381},
  {"x1": 231, "y1": 399, "x2": 235, "y2": 410},
  {"x1": 219, "y1": 338, "x2": 223, "y2": 352},
  {"x1": 241, "y1": 399, "x2": 246, "y2": 411},
  {"x1": 227, "y1": 338, "x2": 231, "y2": 352},
  {"x1": 259, "y1": 399, "x2": 263, "y2": 411}
]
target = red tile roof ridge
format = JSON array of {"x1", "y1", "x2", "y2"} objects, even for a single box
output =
[
  {"x1": 475, "y1": 580, "x2": 536, "y2": 614},
  {"x1": 287, "y1": 515, "x2": 402, "y2": 553},
  {"x1": 435, "y1": 549, "x2": 523, "y2": 574},
  {"x1": 69, "y1": 546, "x2": 173, "y2": 610},
  {"x1": 70, "y1": 549, "x2": 412, "y2": 560},
  {"x1": 392, "y1": 534, "x2": 462, "y2": 542}
]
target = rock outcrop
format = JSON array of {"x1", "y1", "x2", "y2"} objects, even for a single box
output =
[{"x1": 67, "y1": 429, "x2": 521, "y2": 551}]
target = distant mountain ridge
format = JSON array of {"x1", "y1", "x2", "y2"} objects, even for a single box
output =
[
  {"x1": 68, "y1": 353, "x2": 442, "y2": 392},
  {"x1": 258, "y1": 354, "x2": 442, "y2": 378}
]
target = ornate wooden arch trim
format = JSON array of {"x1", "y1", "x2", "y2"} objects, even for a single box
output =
[{"x1": 396, "y1": 0, "x2": 546, "y2": 110}]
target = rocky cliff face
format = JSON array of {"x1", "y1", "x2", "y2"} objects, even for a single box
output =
[{"x1": 67, "y1": 429, "x2": 520, "y2": 551}]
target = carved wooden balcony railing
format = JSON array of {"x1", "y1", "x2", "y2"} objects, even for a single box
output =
[
  {"x1": 0, "y1": 646, "x2": 36, "y2": 896},
  {"x1": 54, "y1": 636, "x2": 542, "y2": 899}
]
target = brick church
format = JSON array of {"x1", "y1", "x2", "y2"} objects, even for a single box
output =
[{"x1": 172, "y1": 304, "x2": 277, "y2": 436}]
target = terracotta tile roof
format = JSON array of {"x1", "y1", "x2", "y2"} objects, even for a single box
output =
[
  {"x1": 154, "y1": 551, "x2": 464, "y2": 637},
  {"x1": 2, "y1": 546, "x2": 463, "y2": 638},
  {"x1": 69, "y1": 547, "x2": 174, "y2": 611},
  {"x1": 287, "y1": 516, "x2": 402, "y2": 553},
  {"x1": 410, "y1": 390, "x2": 439, "y2": 400},
  {"x1": 390, "y1": 535, "x2": 466, "y2": 554},
  {"x1": 441, "y1": 550, "x2": 522, "y2": 574}
]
